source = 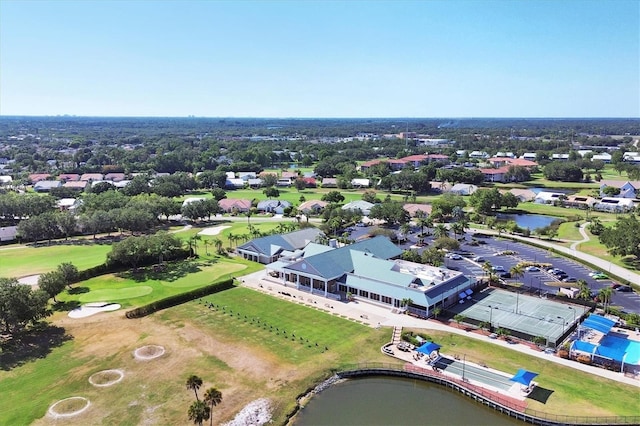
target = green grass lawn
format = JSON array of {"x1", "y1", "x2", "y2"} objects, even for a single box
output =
[
  {"x1": 57, "y1": 256, "x2": 258, "y2": 308},
  {"x1": 0, "y1": 243, "x2": 112, "y2": 278},
  {"x1": 556, "y1": 221, "x2": 584, "y2": 242}
]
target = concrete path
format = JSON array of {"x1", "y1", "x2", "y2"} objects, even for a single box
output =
[
  {"x1": 570, "y1": 222, "x2": 591, "y2": 251},
  {"x1": 239, "y1": 270, "x2": 640, "y2": 387}
]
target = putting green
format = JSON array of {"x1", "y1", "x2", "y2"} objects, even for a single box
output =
[{"x1": 78, "y1": 286, "x2": 153, "y2": 302}]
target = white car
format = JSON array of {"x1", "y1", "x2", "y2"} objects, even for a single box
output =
[
  {"x1": 525, "y1": 266, "x2": 539, "y2": 272},
  {"x1": 492, "y1": 265, "x2": 505, "y2": 272},
  {"x1": 472, "y1": 256, "x2": 485, "y2": 262}
]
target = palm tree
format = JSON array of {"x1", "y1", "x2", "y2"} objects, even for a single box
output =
[
  {"x1": 213, "y1": 238, "x2": 224, "y2": 255},
  {"x1": 577, "y1": 280, "x2": 591, "y2": 300},
  {"x1": 432, "y1": 306, "x2": 442, "y2": 319},
  {"x1": 190, "y1": 234, "x2": 202, "y2": 256},
  {"x1": 598, "y1": 287, "x2": 613, "y2": 313},
  {"x1": 186, "y1": 375, "x2": 203, "y2": 401},
  {"x1": 187, "y1": 400, "x2": 210, "y2": 426},
  {"x1": 509, "y1": 265, "x2": 524, "y2": 283},
  {"x1": 203, "y1": 387, "x2": 222, "y2": 426},
  {"x1": 227, "y1": 232, "x2": 235, "y2": 249},
  {"x1": 434, "y1": 224, "x2": 449, "y2": 239},
  {"x1": 454, "y1": 314, "x2": 465, "y2": 328},
  {"x1": 202, "y1": 239, "x2": 211, "y2": 256},
  {"x1": 451, "y1": 222, "x2": 464, "y2": 240}
]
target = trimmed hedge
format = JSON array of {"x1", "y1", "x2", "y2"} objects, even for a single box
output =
[{"x1": 125, "y1": 277, "x2": 236, "y2": 319}]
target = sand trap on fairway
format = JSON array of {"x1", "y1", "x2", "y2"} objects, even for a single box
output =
[
  {"x1": 89, "y1": 369, "x2": 125, "y2": 387},
  {"x1": 133, "y1": 345, "x2": 165, "y2": 360},
  {"x1": 198, "y1": 225, "x2": 230, "y2": 236},
  {"x1": 48, "y1": 397, "x2": 91, "y2": 419},
  {"x1": 18, "y1": 274, "x2": 40, "y2": 286},
  {"x1": 68, "y1": 302, "x2": 121, "y2": 318}
]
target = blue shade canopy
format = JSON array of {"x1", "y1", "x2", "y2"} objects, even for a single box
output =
[
  {"x1": 582, "y1": 314, "x2": 616, "y2": 334},
  {"x1": 417, "y1": 342, "x2": 441, "y2": 354},
  {"x1": 510, "y1": 369, "x2": 539, "y2": 386}
]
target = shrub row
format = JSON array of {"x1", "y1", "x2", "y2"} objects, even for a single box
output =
[{"x1": 125, "y1": 277, "x2": 236, "y2": 319}]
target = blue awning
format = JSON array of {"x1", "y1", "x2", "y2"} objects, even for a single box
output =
[
  {"x1": 581, "y1": 314, "x2": 616, "y2": 334},
  {"x1": 417, "y1": 342, "x2": 441, "y2": 354},
  {"x1": 510, "y1": 369, "x2": 539, "y2": 386}
]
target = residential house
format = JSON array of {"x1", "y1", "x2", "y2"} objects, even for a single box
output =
[
  {"x1": 80, "y1": 173, "x2": 104, "y2": 182},
  {"x1": 449, "y1": 183, "x2": 478, "y2": 196},
  {"x1": 521, "y1": 153, "x2": 537, "y2": 161},
  {"x1": 551, "y1": 154, "x2": 570, "y2": 161},
  {"x1": 506, "y1": 189, "x2": 537, "y2": 202},
  {"x1": 599, "y1": 180, "x2": 640, "y2": 199},
  {"x1": 0, "y1": 176, "x2": 12, "y2": 185},
  {"x1": 429, "y1": 181, "x2": 451, "y2": 193},
  {"x1": 351, "y1": 178, "x2": 370, "y2": 188},
  {"x1": 487, "y1": 157, "x2": 538, "y2": 169},
  {"x1": 469, "y1": 151, "x2": 489, "y2": 159},
  {"x1": 56, "y1": 198, "x2": 80, "y2": 211},
  {"x1": 281, "y1": 171, "x2": 298, "y2": 179},
  {"x1": 182, "y1": 197, "x2": 206, "y2": 207},
  {"x1": 534, "y1": 191, "x2": 566, "y2": 204},
  {"x1": 247, "y1": 178, "x2": 263, "y2": 189},
  {"x1": 58, "y1": 173, "x2": 80, "y2": 182},
  {"x1": 564, "y1": 195, "x2": 597, "y2": 209},
  {"x1": 276, "y1": 177, "x2": 292, "y2": 187},
  {"x1": 480, "y1": 167, "x2": 508, "y2": 183},
  {"x1": 236, "y1": 228, "x2": 324, "y2": 264},
  {"x1": 63, "y1": 181, "x2": 89, "y2": 191},
  {"x1": 403, "y1": 203, "x2": 432, "y2": 217},
  {"x1": 341, "y1": 200, "x2": 374, "y2": 216},
  {"x1": 28, "y1": 173, "x2": 51, "y2": 183},
  {"x1": 321, "y1": 178, "x2": 338, "y2": 188},
  {"x1": 33, "y1": 180, "x2": 62, "y2": 192},
  {"x1": 225, "y1": 178, "x2": 246, "y2": 189},
  {"x1": 623, "y1": 152, "x2": 640, "y2": 164},
  {"x1": 594, "y1": 197, "x2": 635, "y2": 212},
  {"x1": 104, "y1": 173, "x2": 126, "y2": 182},
  {"x1": 256, "y1": 199, "x2": 291, "y2": 214},
  {"x1": 592, "y1": 153, "x2": 612, "y2": 163},
  {"x1": 218, "y1": 198, "x2": 252, "y2": 213},
  {"x1": 298, "y1": 200, "x2": 328, "y2": 214}
]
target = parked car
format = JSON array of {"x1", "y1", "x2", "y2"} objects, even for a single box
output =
[
  {"x1": 450, "y1": 254, "x2": 462, "y2": 260},
  {"x1": 611, "y1": 283, "x2": 621, "y2": 289},
  {"x1": 525, "y1": 266, "x2": 539, "y2": 272},
  {"x1": 562, "y1": 277, "x2": 578, "y2": 283},
  {"x1": 617, "y1": 285, "x2": 633, "y2": 292},
  {"x1": 492, "y1": 265, "x2": 505, "y2": 272},
  {"x1": 591, "y1": 272, "x2": 608, "y2": 280},
  {"x1": 499, "y1": 271, "x2": 512, "y2": 278},
  {"x1": 472, "y1": 256, "x2": 485, "y2": 262}
]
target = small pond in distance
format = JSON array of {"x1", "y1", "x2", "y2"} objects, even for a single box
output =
[{"x1": 497, "y1": 213, "x2": 561, "y2": 230}]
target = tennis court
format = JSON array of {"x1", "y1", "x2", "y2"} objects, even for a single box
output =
[
  {"x1": 433, "y1": 357, "x2": 515, "y2": 392},
  {"x1": 449, "y1": 288, "x2": 589, "y2": 345}
]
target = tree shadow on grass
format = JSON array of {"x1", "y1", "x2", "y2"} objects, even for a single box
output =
[
  {"x1": 0, "y1": 324, "x2": 73, "y2": 371},
  {"x1": 527, "y1": 386, "x2": 554, "y2": 404},
  {"x1": 51, "y1": 300, "x2": 81, "y2": 312},
  {"x1": 116, "y1": 260, "x2": 213, "y2": 283},
  {"x1": 68, "y1": 286, "x2": 89, "y2": 295}
]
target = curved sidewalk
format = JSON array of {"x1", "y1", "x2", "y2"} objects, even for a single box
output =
[{"x1": 467, "y1": 228, "x2": 640, "y2": 285}]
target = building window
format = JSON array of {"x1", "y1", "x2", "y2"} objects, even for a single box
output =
[
  {"x1": 381, "y1": 296, "x2": 392, "y2": 305},
  {"x1": 359, "y1": 290, "x2": 369, "y2": 298},
  {"x1": 338, "y1": 284, "x2": 347, "y2": 292},
  {"x1": 371, "y1": 293, "x2": 380, "y2": 301}
]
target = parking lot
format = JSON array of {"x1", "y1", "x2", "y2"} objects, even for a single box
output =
[{"x1": 347, "y1": 224, "x2": 640, "y2": 314}]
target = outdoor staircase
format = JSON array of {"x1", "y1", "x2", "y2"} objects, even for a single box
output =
[{"x1": 392, "y1": 326, "x2": 402, "y2": 344}]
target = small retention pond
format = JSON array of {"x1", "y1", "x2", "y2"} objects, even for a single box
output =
[
  {"x1": 496, "y1": 213, "x2": 561, "y2": 230},
  {"x1": 293, "y1": 376, "x2": 523, "y2": 425}
]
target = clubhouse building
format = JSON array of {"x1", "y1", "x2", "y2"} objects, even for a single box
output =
[{"x1": 237, "y1": 230, "x2": 476, "y2": 317}]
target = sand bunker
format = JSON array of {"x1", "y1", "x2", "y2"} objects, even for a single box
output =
[
  {"x1": 68, "y1": 302, "x2": 121, "y2": 318},
  {"x1": 18, "y1": 274, "x2": 40, "y2": 286},
  {"x1": 133, "y1": 345, "x2": 165, "y2": 360},
  {"x1": 222, "y1": 398, "x2": 272, "y2": 426},
  {"x1": 198, "y1": 225, "x2": 230, "y2": 236},
  {"x1": 89, "y1": 369, "x2": 125, "y2": 387},
  {"x1": 48, "y1": 397, "x2": 91, "y2": 419}
]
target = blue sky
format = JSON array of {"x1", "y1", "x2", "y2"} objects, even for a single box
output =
[{"x1": 1, "y1": 0, "x2": 638, "y2": 118}]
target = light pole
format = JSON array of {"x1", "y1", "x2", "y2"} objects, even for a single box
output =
[
  {"x1": 558, "y1": 316, "x2": 566, "y2": 335},
  {"x1": 462, "y1": 354, "x2": 466, "y2": 382}
]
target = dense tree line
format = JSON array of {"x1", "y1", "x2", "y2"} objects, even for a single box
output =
[{"x1": 0, "y1": 278, "x2": 50, "y2": 335}]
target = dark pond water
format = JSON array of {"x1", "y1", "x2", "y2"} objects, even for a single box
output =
[
  {"x1": 292, "y1": 376, "x2": 524, "y2": 426},
  {"x1": 497, "y1": 213, "x2": 561, "y2": 230}
]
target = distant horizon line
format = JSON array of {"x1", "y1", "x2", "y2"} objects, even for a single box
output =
[{"x1": 1, "y1": 115, "x2": 639, "y2": 120}]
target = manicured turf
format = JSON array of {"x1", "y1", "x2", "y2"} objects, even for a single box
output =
[
  {"x1": 57, "y1": 257, "x2": 258, "y2": 308},
  {"x1": 0, "y1": 243, "x2": 112, "y2": 278}
]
